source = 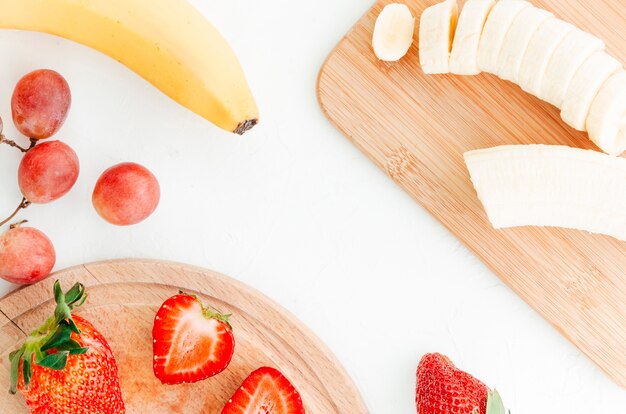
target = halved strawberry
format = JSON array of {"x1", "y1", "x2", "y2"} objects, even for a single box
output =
[
  {"x1": 221, "y1": 367, "x2": 305, "y2": 414},
  {"x1": 152, "y1": 293, "x2": 235, "y2": 385}
]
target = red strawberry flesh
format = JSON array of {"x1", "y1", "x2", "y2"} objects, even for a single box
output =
[
  {"x1": 153, "y1": 294, "x2": 235, "y2": 384},
  {"x1": 222, "y1": 367, "x2": 305, "y2": 414}
]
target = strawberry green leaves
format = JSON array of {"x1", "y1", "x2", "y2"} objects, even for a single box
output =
[
  {"x1": 53, "y1": 281, "x2": 87, "y2": 334},
  {"x1": 37, "y1": 351, "x2": 69, "y2": 370},
  {"x1": 8, "y1": 349, "x2": 24, "y2": 394},
  {"x1": 484, "y1": 390, "x2": 510, "y2": 414},
  {"x1": 40, "y1": 321, "x2": 88, "y2": 358},
  {"x1": 8, "y1": 280, "x2": 89, "y2": 393}
]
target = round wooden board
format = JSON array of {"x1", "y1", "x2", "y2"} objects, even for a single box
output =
[{"x1": 0, "y1": 259, "x2": 367, "y2": 413}]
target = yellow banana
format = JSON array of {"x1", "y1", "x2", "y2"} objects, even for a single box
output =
[{"x1": 0, "y1": 0, "x2": 259, "y2": 134}]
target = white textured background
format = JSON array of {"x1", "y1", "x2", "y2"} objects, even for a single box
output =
[{"x1": 0, "y1": 1, "x2": 624, "y2": 412}]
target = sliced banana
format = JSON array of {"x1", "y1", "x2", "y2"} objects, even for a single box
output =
[
  {"x1": 586, "y1": 71, "x2": 626, "y2": 156},
  {"x1": 419, "y1": 0, "x2": 459, "y2": 74},
  {"x1": 449, "y1": 0, "x2": 496, "y2": 75},
  {"x1": 517, "y1": 17, "x2": 575, "y2": 96},
  {"x1": 561, "y1": 51, "x2": 622, "y2": 131},
  {"x1": 464, "y1": 145, "x2": 626, "y2": 242},
  {"x1": 373, "y1": 3, "x2": 416, "y2": 62},
  {"x1": 477, "y1": 0, "x2": 532, "y2": 75},
  {"x1": 496, "y1": 6, "x2": 553, "y2": 83},
  {"x1": 539, "y1": 29, "x2": 605, "y2": 107}
]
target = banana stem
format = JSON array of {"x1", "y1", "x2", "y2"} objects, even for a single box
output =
[
  {"x1": 0, "y1": 198, "x2": 31, "y2": 228},
  {"x1": 0, "y1": 134, "x2": 37, "y2": 153}
]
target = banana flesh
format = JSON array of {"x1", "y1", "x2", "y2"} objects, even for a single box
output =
[
  {"x1": 517, "y1": 17, "x2": 575, "y2": 96},
  {"x1": 419, "y1": 0, "x2": 458, "y2": 74},
  {"x1": 464, "y1": 145, "x2": 626, "y2": 242},
  {"x1": 477, "y1": 0, "x2": 531, "y2": 74},
  {"x1": 0, "y1": 0, "x2": 259, "y2": 135},
  {"x1": 418, "y1": 0, "x2": 624, "y2": 155},
  {"x1": 449, "y1": 0, "x2": 496, "y2": 75},
  {"x1": 496, "y1": 6, "x2": 552, "y2": 83},
  {"x1": 373, "y1": 4, "x2": 415, "y2": 62},
  {"x1": 561, "y1": 51, "x2": 621, "y2": 131},
  {"x1": 539, "y1": 28, "x2": 605, "y2": 108},
  {"x1": 586, "y1": 71, "x2": 626, "y2": 156}
]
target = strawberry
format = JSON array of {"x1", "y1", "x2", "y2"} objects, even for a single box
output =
[
  {"x1": 9, "y1": 281, "x2": 125, "y2": 414},
  {"x1": 221, "y1": 367, "x2": 305, "y2": 414},
  {"x1": 152, "y1": 293, "x2": 235, "y2": 384},
  {"x1": 416, "y1": 353, "x2": 509, "y2": 414}
]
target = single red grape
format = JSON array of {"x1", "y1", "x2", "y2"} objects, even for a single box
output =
[
  {"x1": 93, "y1": 162, "x2": 160, "y2": 226},
  {"x1": 0, "y1": 226, "x2": 55, "y2": 284},
  {"x1": 18, "y1": 141, "x2": 80, "y2": 204},
  {"x1": 12, "y1": 69, "x2": 71, "y2": 139}
]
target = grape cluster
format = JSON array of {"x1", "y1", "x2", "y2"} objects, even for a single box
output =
[
  {"x1": 0, "y1": 70, "x2": 160, "y2": 285},
  {"x1": 0, "y1": 70, "x2": 73, "y2": 285}
]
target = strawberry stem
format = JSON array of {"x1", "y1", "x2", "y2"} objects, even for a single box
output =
[
  {"x1": 8, "y1": 281, "x2": 89, "y2": 394},
  {"x1": 177, "y1": 290, "x2": 232, "y2": 329}
]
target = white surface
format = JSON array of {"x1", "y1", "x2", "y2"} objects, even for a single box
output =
[{"x1": 0, "y1": 1, "x2": 624, "y2": 412}]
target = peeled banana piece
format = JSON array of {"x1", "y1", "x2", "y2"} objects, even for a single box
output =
[
  {"x1": 0, "y1": 0, "x2": 259, "y2": 135},
  {"x1": 477, "y1": 0, "x2": 531, "y2": 75},
  {"x1": 449, "y1": 0, "x2": 496, "y2": 75},
  {"x1": 464, "y1": 145, "x2": 626, "y2": 242},
  {"x1": 586, "y1": 71, "x2": 626, "y2": 156},
  {"x1": 373, "y1": 4, "x2": 415, "y2": 62},
  {"x1": 561, "y1": 51, "x2": 622, "y2": 131},
  {"x1": 419, "y1": 0, "x2": 458, "y2": 74},
  {"x1": 517, "y1": 17, "x2": 575, "y2": 96},
  {"x1": 539, "y1": 28, "x2": 605, "y2": 108},
  {"x1": 496, "y1": 5, "x2": 552, "y2": 83},
  {"x1": 418, "y1": 0, "x2": 625, "y2": 155}
]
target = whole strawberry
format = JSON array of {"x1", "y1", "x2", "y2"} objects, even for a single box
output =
[
  {"x1": 9, "y1": 281, "x2": 125, "y2": 414},
  {"x1": 416, "y1": 353, "x2": 509, "y2": 414}
]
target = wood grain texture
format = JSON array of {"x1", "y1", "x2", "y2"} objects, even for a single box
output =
[
  {"x1": 0, "y1": 259, "x2": 367, "y2": 413},
  {"x1": 318, "y1": 0, "x2": 626, "y2": 388}
]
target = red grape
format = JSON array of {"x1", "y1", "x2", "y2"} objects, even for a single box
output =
[
  {"x1": 93, "y1": 162, "x2": 160, "y2": 226},
  {"x1": 0, "y1": 226, "x2": 55, "y2": 284},
  {"x1": 12, "y1": 69, "x2": 71, "y2": 139},
  {"x1": 0, "y1": 115, "x2": 3, "y2": 135},
  {"x1": 18, "y1": 141, "x2": 80, "y2": 204}
]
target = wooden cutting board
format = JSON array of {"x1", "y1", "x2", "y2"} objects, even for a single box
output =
[
  {"x1": 318, "y1": 0, "x2": 626, "y2": 388},
  {"x1": 0, "y1": 259, "x2": 367, "y2": 413}
]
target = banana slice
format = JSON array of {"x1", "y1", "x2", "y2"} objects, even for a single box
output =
[
  {"x1": 464, "y1": 145, "x2": 626, "y2": 242},
  {"x1": 419, "y1": 0, "x2": 459, "y2": 74},
  {"x1": 449, "y1": 0, "x2": 496, "y2": 75},
  {"x1": 373, "y1": 4, "x2": 415, "y2": 62},
  {"x1": 586, "y1": 71, "x2": 626, "y2": 156},
  {"x1": 477, "y1": 0, "x2": 532, "y2": 74},
  {"x1": 496, "y1": 6, "x2": 552, "y2": 83},
  {"x1": 561, "y1": 51, "x2": 622, "y2": 131},
  {"x1": 518, "y1": 18, "x2": 575, "y2": 96},
  {"x1": 539, "y1": 29, "x2": 605, "y2": 107}
]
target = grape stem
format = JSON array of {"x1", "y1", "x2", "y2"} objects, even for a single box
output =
[
  {"x1": 0, "y1": 134, "x2": 37, "y2": 153},
  {"x1": 10, "y1": 220, "x2": 28, "y2": 229},
  {"x1": 0, "y1": 198, "x2": 31, "y2": 228}
]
